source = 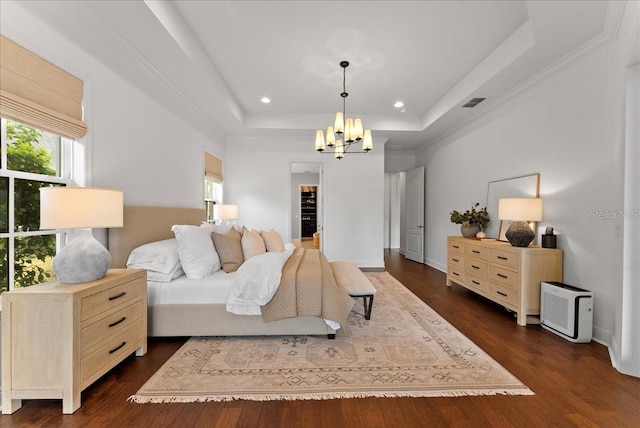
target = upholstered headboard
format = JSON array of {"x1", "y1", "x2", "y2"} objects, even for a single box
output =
[{"x1": 109, "y1": 205, "x2": 206, "y2": 268}]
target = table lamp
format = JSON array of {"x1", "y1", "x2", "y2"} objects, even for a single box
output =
[
  {"x1": 498, "y1": 198, "x2": 543, "y2": 247},
  {"x1": 40, "y1": 187, "x2": 123, "y2": 283},
  {"x1": 213, "y1": 204, "x2": 238, "y2": 225}
]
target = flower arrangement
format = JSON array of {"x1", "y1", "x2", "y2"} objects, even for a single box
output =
[{"x1": 450, "y1": 202, "x2": 490, "y2": 230}]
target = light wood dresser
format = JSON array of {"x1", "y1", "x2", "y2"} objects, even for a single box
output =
[
  {"x1": 447, "y1": 236, "x2": 562, "y2": 326},
  {"x1": 2, "y1": 269, "x2": 147, "y2": 414}
]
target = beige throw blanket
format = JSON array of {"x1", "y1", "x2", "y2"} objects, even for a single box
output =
[{"x1": 261, "y1": 248, "x2": 354, "y2": 327}]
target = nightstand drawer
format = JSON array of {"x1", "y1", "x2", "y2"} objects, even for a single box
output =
[
  {"x1": 489, "y1": 265, "x2": 519, "y2": 288},
  {"x1": 466, "y1": 243, "x2": 488, "y2": 260},
  {"x1": 81, "y1": 321, "x2": 143, "y2": 383},
  {"x1": 489, "y1": 248, "x2": 520, "y2": 269},
  {"x1": 465, "y1": 258, "x2": 488, "y2": 277},
  {"x1": 81, "y1": 278, "x2": 144, "y2": 322},
  {"x1": 81, "y1": 300, "x2": 144, "y2": 357}
]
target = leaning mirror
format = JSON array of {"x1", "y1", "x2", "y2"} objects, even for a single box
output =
[{"x1": 485, "y1": 173, "x2": 540, "y2": 240}]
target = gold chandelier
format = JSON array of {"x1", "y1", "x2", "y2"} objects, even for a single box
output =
[{"x1": 315, "y1": 61, "x2": 372, "y2": 159}]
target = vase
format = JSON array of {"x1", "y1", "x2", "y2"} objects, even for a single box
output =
[{"x1": 460, "y1": 224, "x2": 480, "y2": 238}]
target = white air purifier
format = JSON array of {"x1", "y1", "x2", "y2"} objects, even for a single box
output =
[{"x1": 540, "y1": 281, "x2": 593, "y2": 343}]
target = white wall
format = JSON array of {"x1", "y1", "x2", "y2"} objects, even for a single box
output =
[
  {"x1": 1, "y1": 2, "x2": 225, "y2": 208},
  {"x1": 416, "y1": 28, "x2": 635, "y2": 346},
  {"x1": 226, "y1": 138, "x2": 385, "y2": 268}
]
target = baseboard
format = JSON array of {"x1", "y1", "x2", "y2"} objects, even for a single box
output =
[{"x1": 425, "y1": 258, "x2": 446, "y2": 273}]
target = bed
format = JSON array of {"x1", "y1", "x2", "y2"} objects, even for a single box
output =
[{"x1": 108, "y1": 205, "x2": 351, "y2": 338}]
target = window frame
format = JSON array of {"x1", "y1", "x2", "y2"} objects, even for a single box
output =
[{"x1": 1, "y1": 118, "x2": 75, "y2": 291}]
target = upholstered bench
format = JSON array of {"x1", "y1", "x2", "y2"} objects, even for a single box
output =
[{"x1": 331, "y1": 261, "x2": 377, "y2": 320}]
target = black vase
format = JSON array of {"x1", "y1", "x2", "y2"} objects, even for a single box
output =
[{"x1": 505, "y1": 221, "x2": 535, "y2": 247}]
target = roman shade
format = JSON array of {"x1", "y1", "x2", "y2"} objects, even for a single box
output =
[
  {"x1": 0, "y1": 35, "x2": 88, "y2": 139},
  {"x1": 205, "y1": 152, "x2": 223, "y2": 183}
]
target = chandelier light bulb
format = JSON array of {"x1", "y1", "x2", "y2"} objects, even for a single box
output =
[
  {"x1": 335, "y1": 140, "x2": 344, "y2": 159},
  {"x1": 326, "y1": 126, "x2": 335, "y2": 147},
  {"x1": 315, "y1": 130, "x2": 325, "y2": 152},
  {"x1": 334, "y1": 112, "x2": 344, "y2": 135},
  {"x1": 363, "y1": 130, "x2": 373, "y2": 151}
]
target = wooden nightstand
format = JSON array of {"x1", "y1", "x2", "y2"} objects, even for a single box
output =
[{"x1": 1, "y1": 269, "x2": 147, "y2": 414}]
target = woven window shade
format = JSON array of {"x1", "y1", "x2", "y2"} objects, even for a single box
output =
[
  {"x1": 0, "y1": 36, "x2": 88, "y2": 139},
  {"x1": 204, "y1": 152, "x2": 223, "y2": 182}
]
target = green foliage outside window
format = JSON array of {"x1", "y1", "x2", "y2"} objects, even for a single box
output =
[{"x1": 1, "y1": 121, "x2": 58, "y2": 292}]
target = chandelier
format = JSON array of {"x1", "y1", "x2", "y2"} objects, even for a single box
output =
[{"x1": 315, "y1": 60, "x2": 372, "y2": 159}]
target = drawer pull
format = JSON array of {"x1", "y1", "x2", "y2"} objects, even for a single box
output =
[
  {"x1": 497, "y1": 273, "x2": 508, "y2": 279},
  {"x1": 497, "y1": 256, "x2": 508, "y2": 260},
  {"x1": 453, "y1": 245, "x2": 460, "y2": 249},
  {"x1": 472, "y1": 280, "x2": 480, "y2": 285},
  {"x1": 497, "y1": 291, "x2": 508, "y2": 297},
  {"x1": 453, "y1": 272, "x2": 460, "y2": 276},
  {"x1": 109, "y1": 292, "x2": 126, "y2": 301},
  {"x1": 109, "y1": 317, "x2": 126, "y2": 328},
  {"x1": 109, "y1": 341, "x2": 127, "y2": 354},
  {"x1": 452, "y1": 258, "x2": 459, "y2": 262},
  {"x1": 472, "y1": 250, "x2": 480, "y2": 254},
  {"x1": 471, "y1": 265, "x2": 480, "y2": 270}
]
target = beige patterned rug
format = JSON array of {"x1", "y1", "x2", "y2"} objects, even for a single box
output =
[{"x1": 130, "y1": 272, "x2": 533, "y2": 403}]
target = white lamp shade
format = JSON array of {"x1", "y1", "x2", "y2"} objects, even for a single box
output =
[
  {"x1": 213, "y1": 204, "x2": 238, "y2": 220},
  {"x1": 40, "y1": 187, "x2": 123, "y2": 229},
  {"x1": 315, "y1": 130, "x2": 325, "y2": 151},
  {"x1": 498, "y1": 198, "x2": 543, "y2": 221}
]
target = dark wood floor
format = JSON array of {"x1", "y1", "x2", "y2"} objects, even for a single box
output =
[{"x1": 2, "y1": 250, "x2": 639, "y2": 427}]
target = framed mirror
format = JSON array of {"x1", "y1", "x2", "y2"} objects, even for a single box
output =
[{"x1": 485, "y1": 173, "x2": 540, "y2": 240}]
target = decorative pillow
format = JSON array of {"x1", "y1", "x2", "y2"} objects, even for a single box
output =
[
  {"x1": 261, "y1": 228, "x2": 285, "y2": 252},
  {"x1": 171, "y1": 224, "x2": 221, "y2": 279},
  {"x1": 126, "y1": 238, "x2": 182, "y2": 280},
  {"x1": 211, "y1": 228, "x2": 244, "y2": 273},
  {"x1": 241, "y1": 227, "x2": 266, "y2": 260}
]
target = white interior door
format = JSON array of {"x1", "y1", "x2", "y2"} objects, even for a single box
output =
[{"x1": 406, "y1": 166, "x2": 424, "y2": 263}]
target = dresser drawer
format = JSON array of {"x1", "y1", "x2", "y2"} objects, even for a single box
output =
[
  {"x1": 448, "y1": 240, "x2": 465, "y2": 255},
  {"x1": 490, "y1": 282, "x2": 518, "y2": 307},
  {"x1": 465, "y1": 258, "x2": 488, "y2": 277},
  {"x1": 81, "y1": 321, "x2": 143, "y2": 383},
  {"x1": 81, "y1": 278, "x2": 144, "y2": 322},
  {"x1": 448, "y1": 253, "x2": 464, "y2": 267},
  {"x1": 466, "y1": 243, "x2": 488, "y2": 260},
  {"x1": 81, "y1": 300, "x2": 144, "y2": 357},
  {"x1": 467, "y1": 274, "x2": 489, "y2": 293},
  {"x1": 489, "y1": 265, "x2": 519, "y2": 288},
  {"x1": 448, "y1": 265, "x2": 466, "y2": 286},
  {"x1": 489, "y1": 248, "x2": 520, "y2": 269}
]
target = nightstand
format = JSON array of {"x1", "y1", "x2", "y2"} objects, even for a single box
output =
[{"x1": 1, "y1": 269, "x2": 147, "y2": 414}]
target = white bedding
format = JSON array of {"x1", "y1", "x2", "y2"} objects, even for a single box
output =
[{"x1": 147, "y1": 269, "x2": 236, "y2": 305}]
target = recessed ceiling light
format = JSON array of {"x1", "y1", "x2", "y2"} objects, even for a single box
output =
[
  {"x1": 400, "y1": 109, "x2": 406, "y2": 113},
  {"x1": 394, "y1": 101, "x2": 404, "y2": 108},
  {"x1": 261, "y1": 97, "x2": 271, "y2": 104}
]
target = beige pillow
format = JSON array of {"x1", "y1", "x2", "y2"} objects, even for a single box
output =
[
  {"x1": 211, "y1": 228, "x2": 244, "y2": 273},
  {"x1": 241, "y1": 227, "x2": 266, "y2": 260},
  {"x1": 261, "y1": 229, "x2": 285, "y2": 252}
]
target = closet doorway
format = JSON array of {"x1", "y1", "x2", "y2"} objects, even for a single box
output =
[{"x1": 290, "y1": 162, "x2": 322, "y2": 250}]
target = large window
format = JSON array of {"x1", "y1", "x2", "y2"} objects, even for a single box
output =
[{"x1": 0, "y1": 119, "x2": 72, "y2": 292}]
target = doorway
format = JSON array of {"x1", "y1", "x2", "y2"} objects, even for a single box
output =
[{"x1": 290, "y1": 162, "x2": 323, "y2": 250}]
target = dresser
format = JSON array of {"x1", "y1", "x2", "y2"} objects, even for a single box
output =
[
  {"x1": 2, "y1": 269, "x2": 147, "y2": 414},
  {"x1": 447, "y1": 236, "x2": 562, "y2": 326}
]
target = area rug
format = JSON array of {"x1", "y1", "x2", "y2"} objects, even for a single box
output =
[{"x1": 130, "y1": 272, "x2": 533, "y2": 403}]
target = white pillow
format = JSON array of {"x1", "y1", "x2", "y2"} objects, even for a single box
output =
[
  {"x1": 127, "y1": 238, "x2": 182, "y2": 274},
  {"x1": 241, "y1": 227, "x2": 266, "y2": 260},
  {"x1": 127, "y1": 238, "x2": 185, "y2": 283},
  {"x1": 171, "y1": 224, "x2": 221, "y2": 279}
]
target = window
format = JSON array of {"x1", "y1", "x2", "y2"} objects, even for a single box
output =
[
  {"x1": 204, "y1": 152, "x2": 223, "y2": 222},
  {"x1": 0, "y1": 119, "x2": 72, "y2": 292}
]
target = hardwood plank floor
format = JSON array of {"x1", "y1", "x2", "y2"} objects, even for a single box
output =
[{"x1": 2, "y1": 250, "x2": 638, "y2": 427}]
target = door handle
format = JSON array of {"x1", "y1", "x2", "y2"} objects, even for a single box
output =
[{"x1": 417, "y1": 225, "x2": 423, "y2": 228}]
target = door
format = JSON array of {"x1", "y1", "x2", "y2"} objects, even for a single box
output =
[{"x1": 406, "y1": 166, "x2": 424, "y2": 263}]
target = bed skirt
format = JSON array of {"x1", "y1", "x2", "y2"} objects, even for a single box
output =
[{"x1": 147, "y1": 303, "x2": 336, "y2": 338}]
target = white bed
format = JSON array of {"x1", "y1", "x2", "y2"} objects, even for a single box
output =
[{"x1": 108, "y1": 205, "x2": 342, "y2": 338}]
